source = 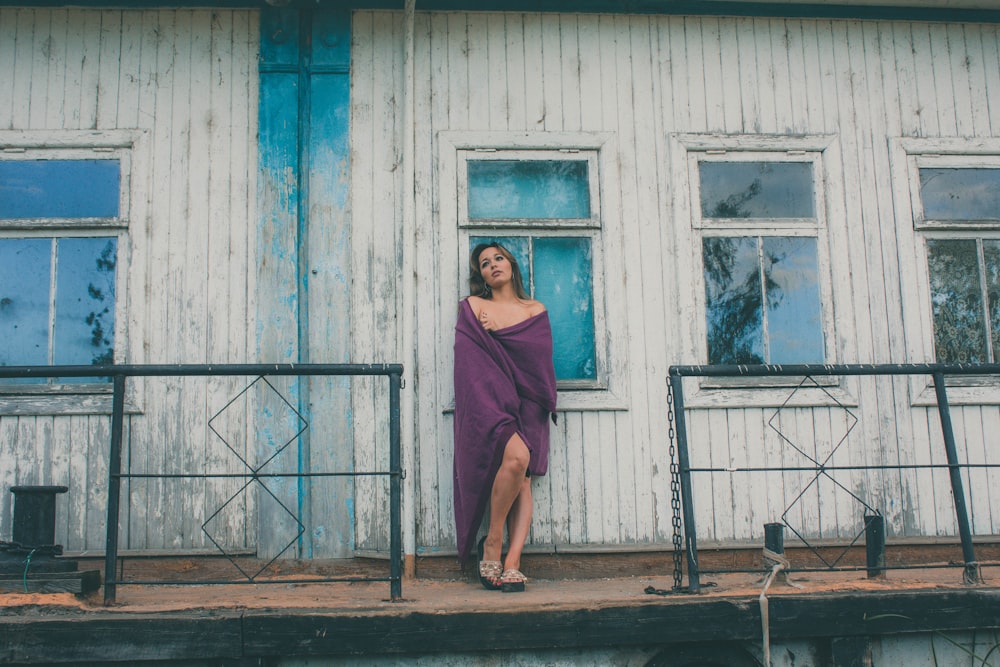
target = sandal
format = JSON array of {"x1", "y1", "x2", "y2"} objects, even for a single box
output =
[
  {"x1": 500, "y1": 568, "x2": 527, "y2": 593},
  {"x1": 477, "y1": 536, "x2": 502, "y2": 591}
]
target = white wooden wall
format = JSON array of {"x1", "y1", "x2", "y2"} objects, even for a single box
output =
[
  {"x1": 3, "y1": 7, "x2": 999, "y2": 560},
  {"x1": 0, "y1": 8, "x2": 260, "y2": 552},
  {"x1": 350, "y1": 11, "x2": 1000, "y2": 553}
]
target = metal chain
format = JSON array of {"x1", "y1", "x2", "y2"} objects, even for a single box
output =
[{"x1": 666, "y1": 379, "x2": 684, "y2": 592}]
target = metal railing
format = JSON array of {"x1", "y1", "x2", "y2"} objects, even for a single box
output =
[
  {"x1": 0, "y1": 363, "x2": 403, "y2": 604},
  {"x1": 667, "y1": 363, "x2": 1000, "y2": 593}
]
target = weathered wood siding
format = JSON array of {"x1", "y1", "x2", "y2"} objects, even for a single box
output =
[
  {"x1": 0, "y1": 8, "x2": 260, "y2": 552},
  {"x1": 351, "y1": 11, "x2": 1000, "y2": 553},
  {"x1": 3, "y1": 6, "x2": 999, "y2": 560}
]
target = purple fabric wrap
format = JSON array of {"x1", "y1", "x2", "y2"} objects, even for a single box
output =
[{"x1": 452, "y1": 298, "x2": 557, "y2": 563}]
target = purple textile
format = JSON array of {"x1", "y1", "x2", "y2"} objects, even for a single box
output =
[{"x1": 452, "y1": 298, "x2": 557, "y2": 563}]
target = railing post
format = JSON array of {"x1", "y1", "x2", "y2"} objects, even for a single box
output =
[
  {"x1": 931, "y1": 372, "x2": 981, "y2": 584},
  {"x1": 103, "y1": 373, "x2": 127, "y2": 604},
  {"x1": 669, "y1": 373, "x2": 700, "y2": 592},
  {"x1": 865, "y1": 514, "x2": 885, "y2": 579},
  {"x1": 389, "y1": 370, "x2": 403, "y2": 601}
]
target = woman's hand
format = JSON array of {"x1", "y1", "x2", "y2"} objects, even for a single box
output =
[{"x1": 478, "y1": 308, "x2": 495, "y2": 331}]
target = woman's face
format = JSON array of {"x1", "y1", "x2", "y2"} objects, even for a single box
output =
[{"x1": 478, "y1": 247, "x2": 512, "y2": 288}]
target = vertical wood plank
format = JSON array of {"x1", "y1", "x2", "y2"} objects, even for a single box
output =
[
  {"x1": 559, "y1": 15, "x2": 581, "y2": 133},
  {"x1": 504, "y1": 14, "x2": 526, "y2": 131},
  {"x1": 42, "y1": 9, "x2": 69, "y2": 129},
  {"x1": 735, "y1": 17, "x2": 761, "y2": 134},
  {"x1": 11, "y1": 9, "x2": 36, "y2": 129},
  {"x1": 540, "y1": 13, "x2": 563, "y2": 131},
  {"x1": 96, "y1": 11, "x2": 123, "y2": 130},
  {"x1": 700, "y1": 18, "x2": 725, "y2": 133},
  {"x1": 0, "y1": 9, "x2": 16, "y2": 128},
  {"x1": 486, "y1": 13, "x2": 508, "y2": 131},
  {"x1": 522, "y1": 14, "x2": 544, "y2": 130}
]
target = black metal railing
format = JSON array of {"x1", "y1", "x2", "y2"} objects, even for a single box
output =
[
  {"x1": 667, "y1": 363, "x2": 1000, "y2": 593},
  {"x1": 0, "y1": 363, "x2": 403, "y2": 604}
]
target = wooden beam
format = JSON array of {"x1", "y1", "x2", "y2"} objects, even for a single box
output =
[
  {"x1": 1, "y1": 588, "x2": 998, "y2": 662},
  {"x1": 0, "y1": 570, "x2": 101, "y2": 596},
  {"x1": 241, "y1": 588, "x2": 1000, "y2": 656},
  {"x1": 0, "y1": 615, "x2": 244, "y2": 664}
]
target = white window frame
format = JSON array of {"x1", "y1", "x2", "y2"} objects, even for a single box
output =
[
  {"x1": 0, "y1": 130, "x2": 145, "y2": 416},
  {"x1": 891, "y1": 136, "x2": 1000, "y2": 406},
  {"x1": 438, "y1": 131, "x2": 628, "y2": 412},
  {"x1": 671, "y1": 133, "x2": 857, "y2": 408}
]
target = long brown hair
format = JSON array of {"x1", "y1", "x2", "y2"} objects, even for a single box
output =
[{"x1": 469, "y1": 241, "x2": 529, "y2": 300}]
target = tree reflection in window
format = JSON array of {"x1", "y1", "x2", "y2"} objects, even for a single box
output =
[
  {"x1": 919, "y1": 168, "x2": 1000, "y2": 221},
  {"x1": 698, "y1": 159, "x2": 823, "y2": 365},
  {"x1": 700, "y1": 161, "x2": 814, "y2": 219},
  {"x1": 0, "y1": 237, "x2": 117, "y2": 383},
  {"x1": 703, "y1": 236, "x2": 823, "y2": 365}
]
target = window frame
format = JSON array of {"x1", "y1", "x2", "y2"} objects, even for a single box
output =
[
  {"x1": 891, "y1": 137, "x2": 1000, "y2": 405},
  {"x1": 672, "y1": 133, "x2": 856, "y2": 408},
  {"x1": 0, "y1": 130, "x2": 144, "y2": 415},
  {"x1": 438, "y1": 131, "x2": 628, "y2": 412}
]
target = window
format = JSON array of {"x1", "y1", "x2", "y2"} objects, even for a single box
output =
[
  {"x1": 692, "y1": 154, "x2": 828, "y2": 366},
  {"x1": 0, "y1": 237, "x2": 117, "y2": 382},
  {"x1": 889, "y1": 137, "x2": 1000, "y2": 404},
  {"x1": 670, "y1": 134, "x2": 854, "y2": 407},
  {"x1": 462, "y1": 151, "x2": 601, "y2": 387},
  {"x1": 916, "y1": 165, "x2": 1000, "y2": 364},
  {"x1": 438, "y1": 131, "x2": 628, "y2": 410},
  {"x1": 0, "y1": 140, "x2": 130, "y2": 399}
]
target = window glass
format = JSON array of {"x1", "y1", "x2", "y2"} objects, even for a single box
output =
[
  {"x1": 985, "y1": 241, "x2": 1000, "y2": 358},
  {"x1": 0, "y1": 237, "x2": 116, "y2": 383},
  {"x1": 53, "y1": 238, "x2": 117, "y2": 369},
  {"x1": 699, "y1": 161, "x2": 815, "y2": 219},
  {"x1": 467, "y1": 160, "x2": 590, "y2": 219},
  {"x1": 533, "y1": 237, "x2": 596, "y2": 380},
  {"x1": 703, "y1": 236, "x2": 822, "y2": 365},
  {"x1": 927, "y1": 239, "x2": 991, "y2": 363},
  {"x1": 0, "y1": 159, "x2": 120, "y2": 219},
  {"x1": 0, "y1": 239, "x2": 52, "y2": 381},
  {"x1": 471, "y1": 235, "x2": 596, "y2": 381},
  {"x1": 919, "y1": 168, "x2": 1000, "y2": 221},
  {"x1": 703, "y1": 236, "x2": 763, "y2": 364},
  {"x1": 764, "y1": 237, "x2": 824, "y2": 364}
]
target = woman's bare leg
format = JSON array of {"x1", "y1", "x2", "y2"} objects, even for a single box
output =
[
  {"x1": 482, "y1": 434, "x2": 530, "y2": 584},
  {"x1": 504, "y1": 477, "x2": 532, "y2": 573}
]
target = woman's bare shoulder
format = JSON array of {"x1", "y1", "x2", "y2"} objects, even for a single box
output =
[
  {"x1": 461, "y1": 295, "x2": 484, "y2": 315},
  {"x1": 525, "y1": 299, "x2": 546, "y2": 316}
]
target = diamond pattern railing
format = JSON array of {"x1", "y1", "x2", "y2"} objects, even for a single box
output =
[
  {"x1": 766, "y1": 375, "x2": 873, "y2": 569},
  {"x1": 204, "y1": 376, "x2": 308, "y2": 580},
  {"x1": 667, "y1": 363, "x2": 1000, "y2": 593},
  {"x1": 0, "y1": 363, "x2": 403, "y2": 604}
]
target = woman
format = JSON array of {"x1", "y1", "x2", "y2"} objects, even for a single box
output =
[{"x1": 453, "y1": 241, "x2": 557, "y2": 592}]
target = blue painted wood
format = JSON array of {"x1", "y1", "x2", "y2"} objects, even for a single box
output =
[
  {"x1": 257, "y1": 7, "x2": 354, "y2": 559},
  {"x1": 303, "y1": 8, "x2": 355, "y2": 557},
  {"x1": 258, "y1": 8, "x2": 300, "y2": 365},
  {"x1": 258, "y1": 8, "x2": 304, "y2": 560}
]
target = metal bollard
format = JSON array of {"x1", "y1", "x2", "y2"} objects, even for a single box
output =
[
  {"x1": 865, "y1": 514, "x2": 886, "y2": 579},
  {"x1": 764, "y1": 522, "x2": 785, "y2": 559}
]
